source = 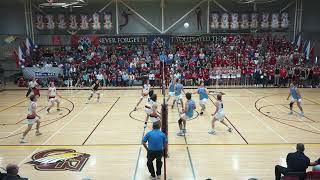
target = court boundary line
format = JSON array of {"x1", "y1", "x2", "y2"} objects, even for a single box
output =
[
  {"x1": 17, "y1": 90, "x2": 81, "y2": 166},
  {"x1": 255, "y1": 95, "x2": 320, "y2": 135},
  {"x1": 1, "y1": 143, "x2": 320, "y2": 147},
  {"x1": 208, "y1": 95, "x2": 249, "y2": 144},
  {"x1": 175, "y1": 102, "x2": 197, "y2": 180},
  {"x1": 0, "y1": 98, "x2": 28, "y2": 113},
  {"x1": 82, "y1": 97, "x2": 121, "y2": 145},
  {"x1": 132, "y1": 107, "x2": 149, "y2": 180},
  {"x1": 231, "y1": 96, "x2": 289, "y2": 143}
]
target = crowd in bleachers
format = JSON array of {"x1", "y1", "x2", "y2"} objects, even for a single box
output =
[{"x1": 19, "y1": 33, "x2": 320, "y2": 88}]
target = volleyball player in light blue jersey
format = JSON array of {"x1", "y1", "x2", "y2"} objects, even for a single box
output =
[
  {"x1": 177, "y1": 93, "x2": 196, "y2": 136},
  {"x1": 193, "y1": 82, "x2": 208, "y2": 115},
  {"x1": 287, "y1": 82, "x2": 304, "y2": 117},
  {"x1": 166, "y1": 79, "x2": 176, "y2": 103},
  {"x1": 172, "y1": 79, "x2": 185, "y2": 109}
]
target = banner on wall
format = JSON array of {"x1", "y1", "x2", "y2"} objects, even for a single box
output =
[
  {"x1": 22, "y1": 67, "x2": 63, "y2": 79},
  {"x1": 209, "y1": 12, "x2": 289, "y2": 30},
  {"x1": 71, "y1": 35, "x2": 229, "y2": 46},
  {"x1": 35, "y1": 12, "x2": 113, "y2": 31}
]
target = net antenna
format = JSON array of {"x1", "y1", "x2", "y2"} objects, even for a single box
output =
[{"x1": 160, "y1": 54, "x2": 168, "y2": 180}]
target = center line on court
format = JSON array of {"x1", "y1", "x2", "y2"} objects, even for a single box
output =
[{"x1": 82, "y1": 97, "x2": 120, "y2": 145}]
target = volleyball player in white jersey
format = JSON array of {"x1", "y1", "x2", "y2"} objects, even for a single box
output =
[
  {"x1": 20, "y1": 95, "x2": 42, "y2": 143},
  {"x1": 144, "y1": 93, "x2": 161, "y2": 128},
  {"x1": 134, "y1": 80, "x2": 151, "y2": 111},
  {"x1": 87, "y1": 80, "x2": 101, "y2": 104},
  {"x1": 47, "y1": 82, "x2": 61, "y2": 113},
  {"x1": 208, "y1": 93, "x2": 232, "y2": 135}
]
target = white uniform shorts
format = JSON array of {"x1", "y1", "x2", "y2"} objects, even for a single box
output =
[
  {"x1": 91, "y1": 90, "x2": 100, "y2": 95},
  {"x1": 200, "y1": 98, "x2": 208, "y2": 105},
  {"x1": 145, "y1": 107, "x2": 153, "y2": 115},
  {"x1": 291, "y1": 98, "x2": 302, "y2": 103},
  {"x1": 181, "y1": 113, "x2": 192, "y2": 121},
  {"x1": 175, "y1": 94, "x2": 183, "y2": 100},
  {"x1": 26, "y1": 117, "x2": 39, "y2": 125},
  {"x1": 214, "y1": 112, "x2": 225, "y2": 121},
  {"x1": 49, "y1": 97, "x2": 60, "y2": 104},
  {"x1": 150, "y1": 116, "x2": 160, "y2": 123},
  {"x1": 141, "y1": 90, "x2": 149, "y2": 99},
  {"x1": 222, "y1": 75, "x2": 228, "y2": 79},
  {"x1": 169, "y1": 92, "x2": 175, "y2": 97}
]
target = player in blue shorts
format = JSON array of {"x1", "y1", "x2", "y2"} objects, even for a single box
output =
[
  {"x1": 177, "y1": 93, "x2": 196, "y2": 136},
  {"x1": 172, "y1": 79, "x2": 185, "y2": 109},
  {"x1": 193, "y1": 81, "x2": 208, "y2": 115},
  {"x1": 287, "y1": 82, "x2": 304, "y2": 117}
]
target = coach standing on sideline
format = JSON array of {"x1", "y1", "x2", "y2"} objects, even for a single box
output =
[{"x1": 143, "y1": 122, "x2": 168, "y2": 179}]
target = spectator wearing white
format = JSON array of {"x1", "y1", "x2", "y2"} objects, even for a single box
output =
[
  {"x1": 122, "y1": 72, "x2": 129, "y2": 86},
  {"x1": 96, "y1": 72, "x2": 104, "y2": 87},
  {"x1": 199, "y1": 50, "x2": 205, "y2": 60},
  {"x1": 128, "y1": 73, "x2": 135, "y2": 86}
]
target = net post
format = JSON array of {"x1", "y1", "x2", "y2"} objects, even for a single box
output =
[{"x1": 160, "y1": 60, "x2": 168, "y2": 180}]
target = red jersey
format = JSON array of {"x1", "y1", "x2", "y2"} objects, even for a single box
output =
[{"x1": 280, "y1": 68, "x2": 287, "y2": 78}]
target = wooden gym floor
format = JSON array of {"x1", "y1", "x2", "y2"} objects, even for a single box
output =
[{"x1": 0, "y1": 88, "x2": 319, "y2": 180}]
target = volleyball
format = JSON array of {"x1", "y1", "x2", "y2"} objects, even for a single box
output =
[{"x1": 184, "y1": 22, "x2": 189, "y2": 28}]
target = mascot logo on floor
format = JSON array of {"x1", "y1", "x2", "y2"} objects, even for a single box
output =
[{"x1": 26, "y1": 149, "x2": 90, "y2": 171}]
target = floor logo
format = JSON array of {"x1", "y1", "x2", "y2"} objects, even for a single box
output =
[{"x1": 26, "y1": 149, "x2": 90, "y2": 171}]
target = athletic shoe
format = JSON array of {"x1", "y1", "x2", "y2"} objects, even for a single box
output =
[
  {"x1": 35, "y1": 131, "x2": 42, "y2": 136},
  {"x1": 300, "y1": 112, "x2": 305, "y2": 117},
  {"x1": 20, "y1": 138, "x2": 27, "y2": 143},
  {"x1": 200, "y1": 112, "x2": 204, "y2": 116},
  {"x1": 182, "y1": 129, "x2": 187, "y2": 133},
  {"x1": 228, "y1": 128, "x2": 233, "y2": 132},
  {"x1": 156, "y1": 175, "x2": 161, "y2": 179},
  {"x1": 150, "y1": 175, "x2": 156, "y2": 180},
  {"x1": 47, "y1": 108, "x2": 50, "y2": 113},
  {"x1": 134, "y1": 107, "x2": 137, "y2": 111},
  {"x1": 57, "y1": 108, "x2": 61, "y2": 111},
  {"x1": 208, "y1": 130, "x2": 216, "y2": 135},
  {"x1": 288, "y1": 111, "x2": 293, "y2": 115},
  {"x1": 177, "y1": 131, "x2": 185, "y2": 136}
]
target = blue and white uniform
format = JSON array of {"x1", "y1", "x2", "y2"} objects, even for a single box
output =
[
  {"x1": 214, "y1": 100, "x2": 225, "y2": 121},
  {"x1": 181, "y1": 100, "x2": 196, "y2": 120},
  {"x1": 290, "y1": 86, "x2": 302, "y2": 103},
  {"x1": 175, "y1": 83, "x2": 183, "y2": 100},
  {"x1": 198, "y1": 87, "x2": 208, "y2": 105},
  {"x1": 168, "y1": 82, "x2": 175, "y2": 97}
]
